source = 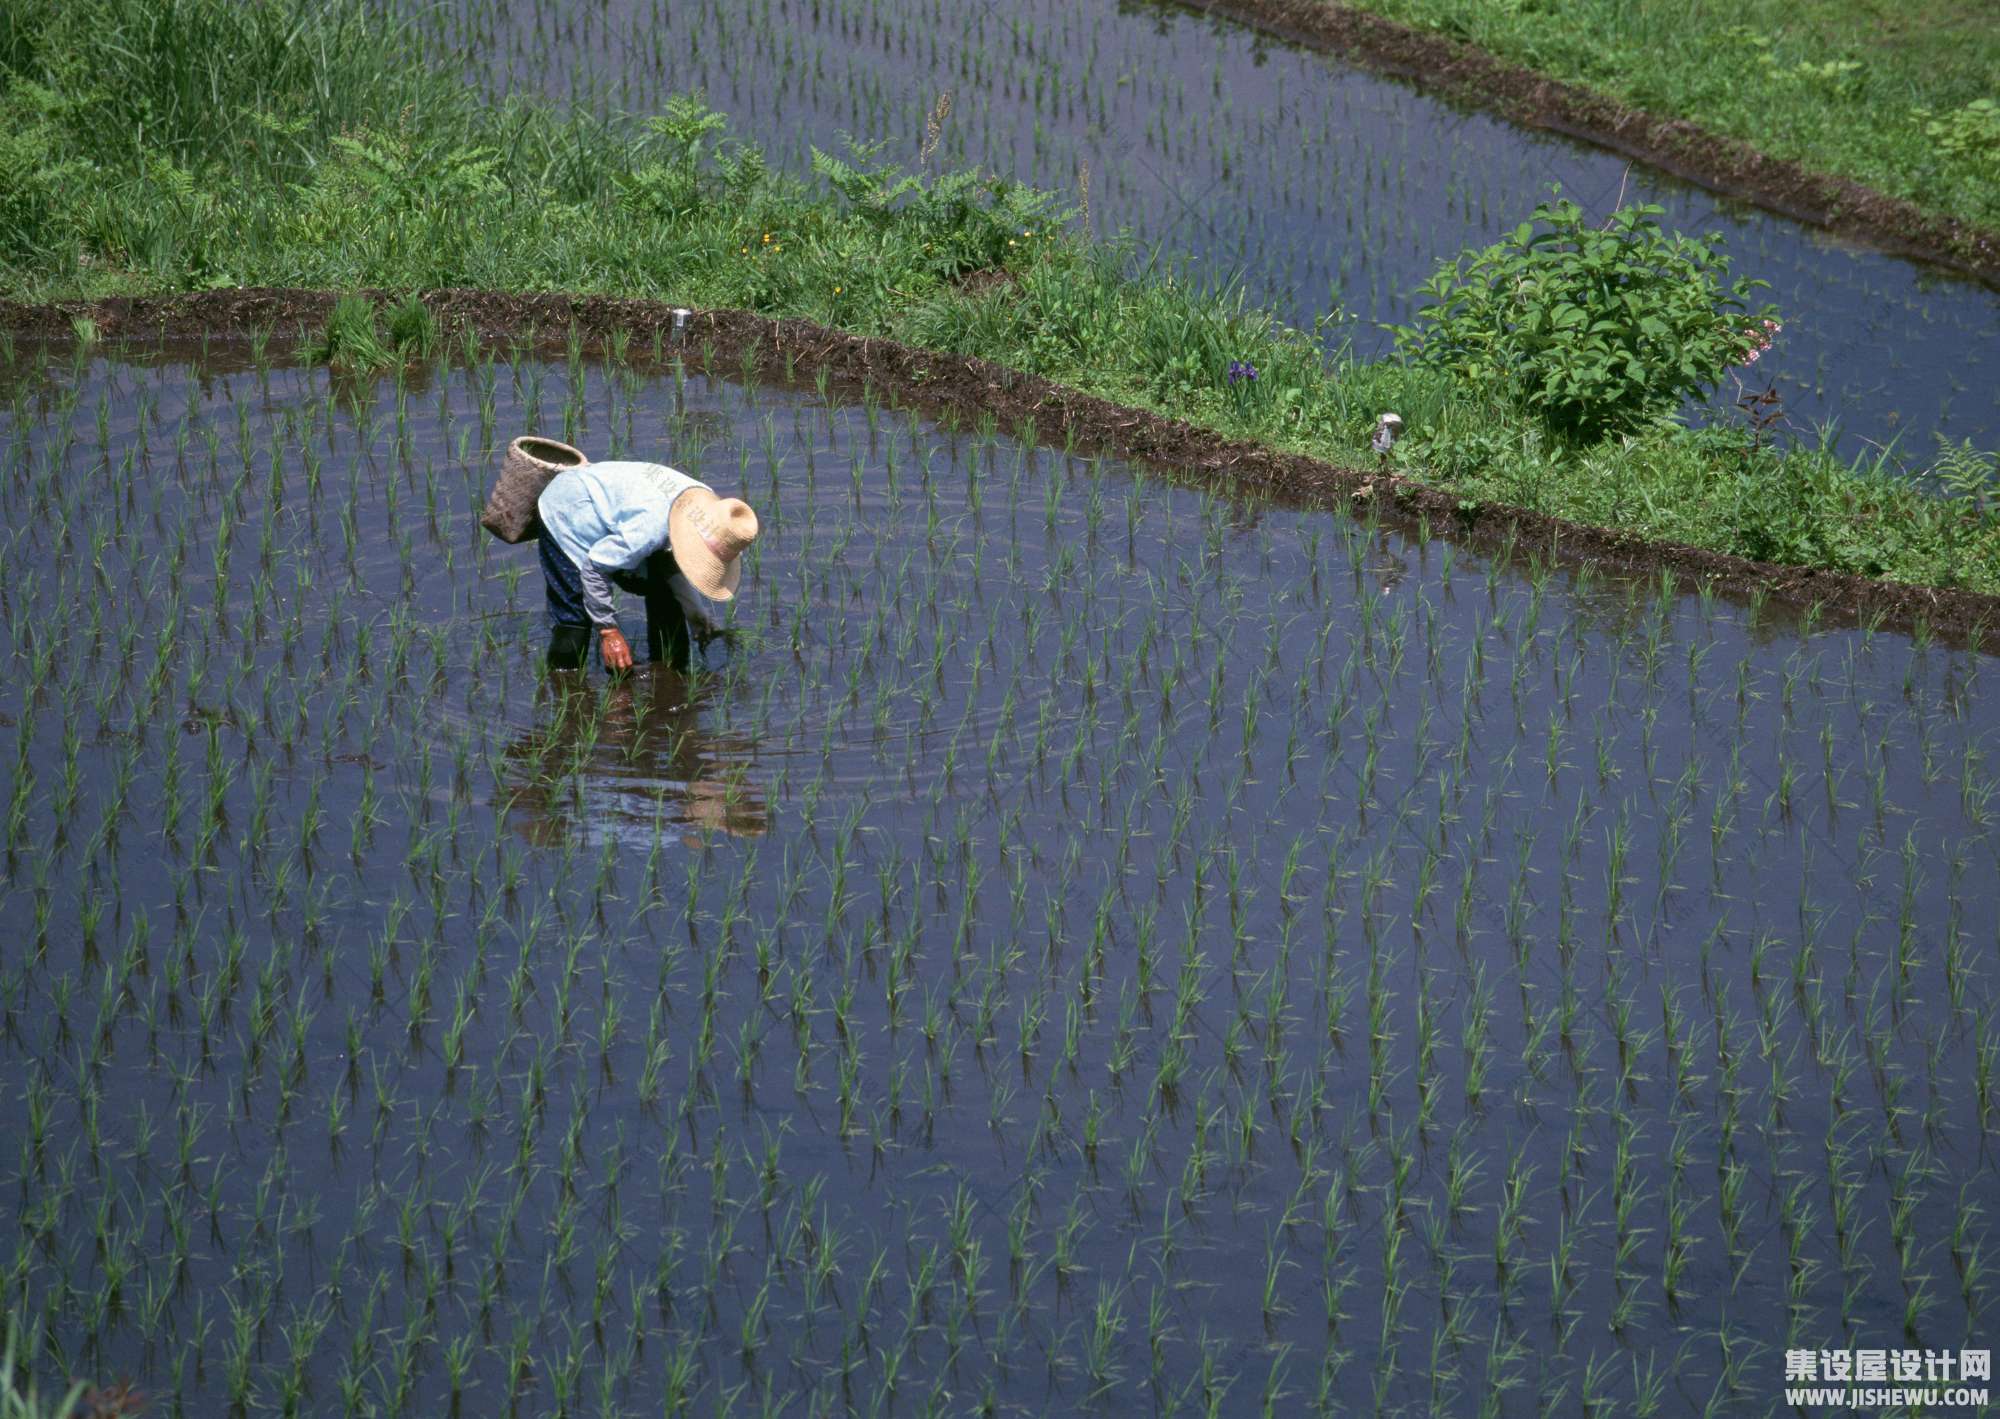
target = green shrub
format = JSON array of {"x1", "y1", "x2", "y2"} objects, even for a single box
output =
[{"x1": 1397, "y1": 197, "x2": 1777, "y2": 440}]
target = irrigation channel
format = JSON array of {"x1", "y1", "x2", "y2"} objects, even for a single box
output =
[
  {"x1": 389, "y1": 0, "x2": 2000, "y2": 466},
  {"x1": 3, "y1": 335, "x2": 1996, "y2": 1415}
]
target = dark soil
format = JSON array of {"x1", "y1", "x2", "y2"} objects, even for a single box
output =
[
  {"x1": 6, "y1": 286, "x2": 1996, "y2": 652},
  {"x1": 1176, "y1": 0, "x2": 2000, "y2": 289}
]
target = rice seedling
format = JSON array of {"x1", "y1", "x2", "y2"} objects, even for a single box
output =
[{"x1": 0, "y1": 326, "x2": 1991, "y2": 1416}]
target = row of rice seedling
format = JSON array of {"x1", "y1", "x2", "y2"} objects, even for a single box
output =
[
  {"x1": 381, "y1": 0, "x2": 2000, "y2": 459},
  {"x1": 0, "y1": 329, "x2": 1993, "y2": 1413}
]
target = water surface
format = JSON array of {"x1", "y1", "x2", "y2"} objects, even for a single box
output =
[{"x1": 1, "y1": 343, "x2": 1995, "y2": 1414}]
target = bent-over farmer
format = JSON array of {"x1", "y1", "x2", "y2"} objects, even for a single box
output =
[{"x1": 537, "y1": 460, "x2": 759, "y2": 671}]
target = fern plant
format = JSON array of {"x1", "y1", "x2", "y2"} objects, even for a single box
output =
[
  {"x1": 811, "y1": 135, "x2": 1065, "y2": 276},
  {"x1": 1929, "y1": 437, "x2": 1998, "y2": 521},
  {"x1": 616, "y1": 95, "x2": 765, "y2": 219}
]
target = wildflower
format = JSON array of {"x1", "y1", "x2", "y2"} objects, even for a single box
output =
[
  {"x1": 1738, "y1": 317, "x2": 1782, "y2": 366},
  {"x1": 1227, "y1": 360, "x2": 1259, "y2": 386},
  {"x1": 833, "y1": 286, "x2": 842, "y2": 294}
]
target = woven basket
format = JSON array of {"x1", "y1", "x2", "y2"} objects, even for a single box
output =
[{"x1": 481, "y1": 436, "x2": 588, "y2": 543}]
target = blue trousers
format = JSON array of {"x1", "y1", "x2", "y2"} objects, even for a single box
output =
[{"x1": 539, "y1": 535, "x2": 691, "y2": 668}]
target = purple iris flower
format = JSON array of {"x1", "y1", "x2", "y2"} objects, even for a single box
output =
[{"x1": 1227, "y1": 360, "x2": 1259, "y2": 386}]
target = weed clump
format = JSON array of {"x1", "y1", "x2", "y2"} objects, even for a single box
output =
[{"x1": 306, "y1": 294, "x2": 436, "y2": 374}]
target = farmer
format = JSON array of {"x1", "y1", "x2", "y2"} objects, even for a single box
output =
[{"x1": 537, "y1": 459, "x2": 759, "y2": 672}]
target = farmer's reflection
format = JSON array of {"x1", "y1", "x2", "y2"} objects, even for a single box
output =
[{"x1": 501, "y1": 667, "x2": 766, "y2": 847}]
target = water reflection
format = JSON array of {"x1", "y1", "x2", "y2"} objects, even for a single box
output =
[{"x1": 500, "y1": 669, "x2": 767, "y2": 847}]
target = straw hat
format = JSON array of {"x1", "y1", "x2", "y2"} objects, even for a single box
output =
[{"x1": 669, "y1": 488, "x2": 759, "y2": 600}]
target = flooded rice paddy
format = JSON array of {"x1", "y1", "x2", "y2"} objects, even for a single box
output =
[
  {"x1": 1, "y1": 340, "x2": 1997, "y2": 1415},
  {"x1": 393, "y1": 0, "x2": 2000, "y2": 464}
]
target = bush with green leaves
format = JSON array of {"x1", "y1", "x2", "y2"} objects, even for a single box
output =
[{"x1": 1397, "y1": 197, "x2": 1777, "y2": 440}]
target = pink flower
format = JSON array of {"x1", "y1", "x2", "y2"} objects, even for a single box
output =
[{"x1": 1737, "y1": 318, "x2": 1781, "y2": 367}]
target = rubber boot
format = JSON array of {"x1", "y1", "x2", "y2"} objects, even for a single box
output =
[{"x1": 546, "y1": 623, "x2": 592, "y2": 671}]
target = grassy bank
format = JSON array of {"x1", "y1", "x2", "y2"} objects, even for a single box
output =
[
  {"x1": 1317, "y1": 0, "x2": 2000, "y2": 236},
  {"x1": 2, "y1": 0, "x2": 1996, "y2": 596}
]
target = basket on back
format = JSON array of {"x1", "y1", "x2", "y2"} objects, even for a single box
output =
[{"x1": 481, "y1": 436, "x2": 588, "y2": 543}]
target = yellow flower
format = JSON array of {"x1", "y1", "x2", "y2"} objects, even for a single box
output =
[
  {"x1": 1008, "y1": 239, "x2": 1016, "y2": 247},
  {"x1": 762, "y1": 232, "x2": 772, "y2": 243},
  {"x1": 834, "y1": 286, "x2": 843, "y2": 294}
]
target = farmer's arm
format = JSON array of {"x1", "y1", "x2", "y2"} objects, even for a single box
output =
[
  {"x1": 585, "y1": 512, "x2": 673, "y2": 671},
  {"x1": 575, "y1": 559, "x2": 620, "y2": 629},
  {"x1": 573, "y1": 559, "x2": 639, "y2": 668}
]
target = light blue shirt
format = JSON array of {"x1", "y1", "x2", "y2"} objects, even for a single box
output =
[{"x1": 538, "y1": 461, "x2": 714, "y2": 629}]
